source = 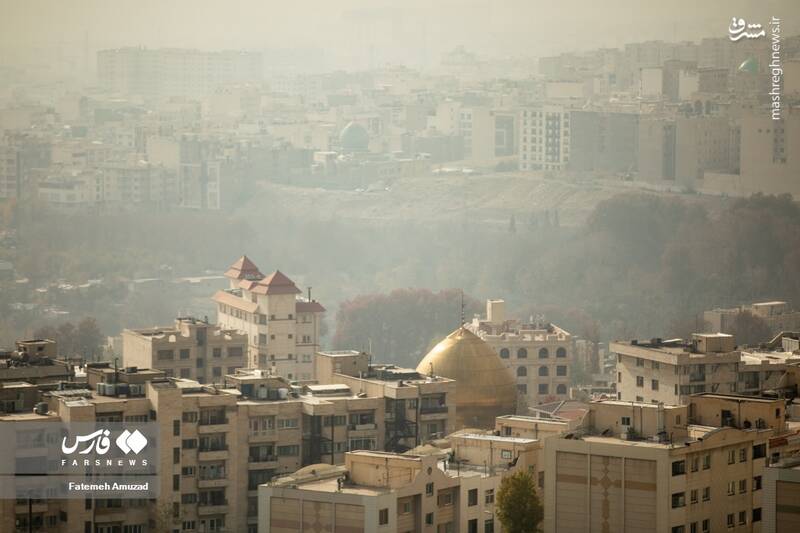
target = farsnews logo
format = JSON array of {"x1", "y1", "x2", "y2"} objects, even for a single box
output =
[
  {"x1": 728, "y1": 17, "x2": 766, "y2": 41},
  {"x1": 62, "y1": 428, "x2": 148, "y2": 455}
]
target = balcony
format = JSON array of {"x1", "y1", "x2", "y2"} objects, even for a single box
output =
[
  {"x1": 348, "y1": 423, "x2": 377, "y2": 431},
  {"x1": 198, "y1": 445, "x2": 229, "y2": 461},
  {"x1": 197, "y1": 501, "x2": 229, "y2": 515},
  {"x1": 198, "y1": 477, "x2": 228, "y2": 489},
  {"x1": 199, "y1": 416, "x2": 229, "y2": 426},
  {"x1": 248, "y1": 429, "x2": 277, "y2": 442},
  {"x1": 420, "y1": 405, "x2": 449, "y2": 415}
]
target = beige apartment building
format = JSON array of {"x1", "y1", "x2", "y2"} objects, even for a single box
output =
[
  {"x1": 0, "y1": 361, "x2": 386, "y2": 533},
  {"x1": 213, "y1": 256, "x2": 325, "y2": 381},
  {"x1": 259, "y1": 432, "x2": 540, "y2": 533},
  {"x1": 762, "y1": 457, "x2": 800, "y2": 533},
  {"x1": 122, "y1": 317, "x2": 248, "y2": 383},
  {"x1": 468, "y1": 299, "x2": 573, "y2": 406},
  {"x1": 614, "y1": 333, "x2": 800, "y2": 405},
  {"x1": 518, "y1": 105, "x2": 571, "y2": 171},
  {"x1": 543, "y1": 393, "x2": 800, "y2": 533},
  {"x1": 315, "y1": 350, "x2": 456, "y2": 451}
]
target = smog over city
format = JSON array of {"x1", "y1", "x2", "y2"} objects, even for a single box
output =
[{"x1": 1, "y1": 1, "x2": 800, "y2": 532}]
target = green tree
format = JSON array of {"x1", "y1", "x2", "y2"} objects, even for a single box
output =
[
  {"x1": 496, "y1": 470, "x2": 543, "y2": 533},
  {"x1": 75, "y1": 317, "x2": 104, "y2": 361}
]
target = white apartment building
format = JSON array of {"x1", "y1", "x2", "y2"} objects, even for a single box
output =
[
  {"x1": 213, "y1": 256, "x2": 325, "y2": 381},
  {"x1": 519, "y1": 105, "x2": 571, "y2": 171}
]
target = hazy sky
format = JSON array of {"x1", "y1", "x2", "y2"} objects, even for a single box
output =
[{"x1": 2, "y1": 0, "x2": 799, "y2": 69}]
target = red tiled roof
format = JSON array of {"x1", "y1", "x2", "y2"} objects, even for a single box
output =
[
  {"x1": 250, "y1": 270, "x2": 301, "y2": 295},
  {"x1": 296, "y1": 301, "x2": 326, "y2": 313},
  {"x1": 224, "y1": 255, "x2": 264, "y2": 280}
]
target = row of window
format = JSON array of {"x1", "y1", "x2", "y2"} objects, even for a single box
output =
[
  {"x1": 499, "y1": 347, "x2": 567, "y2": 359},
  {"x1": 156, "y1": 346, "x2": 244, "y2": 361},
  {"x1": 515, "y1": 365, "x2": 568, "y2": 377},
  {"x1": 517, "y1": 383, "x2": 568, "y2": 395},
  {"x1": 671, "y1": 509, "x2": 761, "y2": 533},
  {"x1": 671, "y1": 476, "x2": 763, "y2": 508}
]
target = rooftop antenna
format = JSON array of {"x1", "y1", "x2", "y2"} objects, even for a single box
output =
[
  {"x1": 459, "y1": 289, "x2": 465, "y2": 328},
  {"x1": 307, "y1": 286, "x2": 312, "y2": 302}
]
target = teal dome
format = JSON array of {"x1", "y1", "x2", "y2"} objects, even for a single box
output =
[
  {"x1": 339, "y1": 121, "x2": 369, "y2": 152},
  {"x1": 738, "y1": 57, "x2": 758, "y2": 74}
]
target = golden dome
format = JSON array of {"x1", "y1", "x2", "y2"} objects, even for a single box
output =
[{"x1": 417, "y1": 327, "x2": 517, "y2": 429}]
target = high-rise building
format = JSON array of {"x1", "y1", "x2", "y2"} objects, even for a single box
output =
[
  {"x1": 97, "y1": 48, "x2": 262, "y2": 99},
  {"x1": 519, "y1": 105, "x2": 571, "y2": 171}
]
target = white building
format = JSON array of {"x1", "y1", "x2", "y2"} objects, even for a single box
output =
[
  {"x1": 213, "y1": 256, "x2": 325, "y2": 381},
  {"x1": 519, "y1": 105, "x2": 571, "y2": 171}
]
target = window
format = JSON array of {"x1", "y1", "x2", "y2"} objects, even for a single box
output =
[
  {"x1": 753, "y1": 475, "x2": 762, "y2": 490},
  {"x1": 212, "y1": 367, "x2": 221, "y2": 377},
  {"x1": 468, "y1": 488, "x2": 478, "y2": 506},
  {"x1": 652, "y1": 360, "x2": 660, "y2": 369},
  {"x1": 728, "y1": 449, "x2": 736, "y2": 464},
  {"x1": 426, "y1": 482, "x2": 434, "y2": 496},
  {"x1": 212, "y1": 348, "x2": 221, "y2": 358},
  {"x1": 690, "y1": 457, "x2": 699, "y2": 472},
  {"x1": 702, "y1": 487, "x2": 710, "y2": 501},
  {"x1": 485, "y1": 519, "x2": 495, "y2": 533},
  {"x1": 468, "y1": 519, "x2": 478, "y2": 533},
  {"x1": 727, "y1": 514, "x2": 734, "y2": 528},
  {"x1": 173, "y1": 447, "x2": 180, "y2": 464},
  {"x1": 636, "y1": 376, "x2": 644, "y2": 387},
  {"x1": 485, "y1": 489, "x2": 494, "y2": 504},
  {"x1": 727, "y1": 481, "x2": 735, "y2": 496},
  {"x1": 671, "y1": 492, "x2": 686, "y2": 508},
  {"x1": 556, "y1": 365, "x2": 567, "y2": 376},
  {"x1": 702, "y1": 519, "x2": 709, "y2": 533},
  {"x1": 517, "y1": 366, "x2": 527, "y2": 377},
  {"x1": 538, "y1": 384, "x2": 549, "y2": 395},
  {"x1": 425, "y1": 513, "x2": 433, "y2": 525},
  {"x1": 739, "y1": 448, "x2": 747, "y2": 462},
  {"x1": 379, "y1": 508, "x2": 388, "y2": 526},
  {"x1": 738, "y1": 511, "x2": 746, "y2": 525},
  {"x1": 180, "y1": 368, "x2": 191, "y2": 378},
  {"x1": 739, "y1": 479, "x2": 747, "y2": 494},
  {"x1": 517, "y1": 348, "x2": 528, "y2": 359},
  {"x1": 517, "y1": 384, "x2": 527, "y2": 394},
  {"x1": 500, "y1": 449, "x2": 512, "y2": 460},
  {"x1": 651, "y1": 379, "x2": 659, "y2": 391},
  {"x1": 157, "y1": 349, "x2": 174, "y2": 361},
  {"x1": 182, "y1": 439, "x2": 197, "y2": 450},
  {"x1": 538, "y1": 366, "x2": 548, "y2": 377},
  {"x1": 438, "y1": 491, "x2": 454, "y2": 507},
  {"x1": 277, "y1": 418, "x2": 298, "y2": 429},
  {"x1": 672, "y1": 527, "x2": 685, "y2": 533},
  {"x1": 702, "y1": 454, "x2": 711, "y2": 469},
  {"x1": 181, "y1": 466, "x2": 195, "y2": 476},
  {"x1": 621, "y1": 416, "x2": 631, "y2": 426},
  {"x1": 556, "y1": 384, "x2": 567, "y2": 394},
  {"x1": 180, "y1": 349, "x2": 190, "y2": 360},
  {"x1": 672, "y1": 461, "x2": 686, "y2": 476},
  {"x1": 538, "y1": 348, "x2": 548, "y2": 359},
  {"x1": 690, "y1": 489, "x2": 698, "y2": 504},
  {"x1": 277, "y1": 445, "x2": 299, "y2": 456},
  {"x1": 636, "y1": 357, "x2": 645, "y2": 367},
  {"x1": 752, "y1": 508, "x2": 761, "y2": 522},
  {"x1": 556, "y1": 347, "x2": 567, "y2": 358},
  {"x1": 499, "y1": 348, "x2": 510, "y2": 359},
  {"x1": 753, "y1": 443, "x2": 766, "y2": 459}
]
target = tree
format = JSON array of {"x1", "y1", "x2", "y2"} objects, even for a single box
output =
[
  {"x1": 496, "y1": 470, "x2": 543, "y2": 533},
  {"x1": 75, "y1": 317, "x2": 104, "y2": 361}
]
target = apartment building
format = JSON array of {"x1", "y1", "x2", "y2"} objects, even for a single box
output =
[
  {"x1": 97, "y1": 47, "x2": 262, "y2": 99},
  {"x1": 468, "y1": 299, "x2": 573, "y2": 406},
  {"x1": 703, "y1": 301, "x2": 800, "y2": 337},
  {"x1": 122, "y1": 317, "x2": 248, "y2": 384},
  {"x1": 519, "y1": 105, "x2": 571, "y2": 171},
  {"x1": 0, "y1": 362, "x2": 386, "y2": 533},
  {"x1": 259, "y1": 434, "x2": 538, "y2": 533},
  {"x1": 213, "y1": 256, "x2": 325, "y2": 380},
  {"x1": 543, "y1": 394, "x2": 800, "y2": 533},
  {"x1": 762, "y1": 457, "x2": 800, "y2": 533},
  {"x1": 315, "y1": 350, "x2": 456, "y2": 451},
  {"x1": 614, "y1": 333, "x2": 800, "y2": 405},
  {"x1": 0, "y1": 145, "x2": 20, "y2": 199}
]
